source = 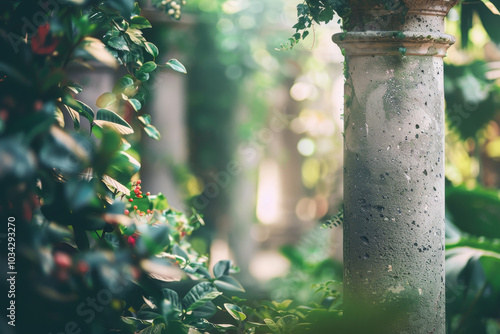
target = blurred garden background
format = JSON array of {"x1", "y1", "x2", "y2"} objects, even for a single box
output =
[{"x1": 1, "y1": 0, "x2": 500, "y2": 333}]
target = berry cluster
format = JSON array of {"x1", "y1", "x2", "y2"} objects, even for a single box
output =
[
  {"x1": 124, "y1": 179, "x2": 152, "y2": 216},
  {"x1": 158, "y1": 0, "x2": 186, "y2": 20},
  {"x1": 53, "y1": 251, "x2": 89, "y2": 281}
]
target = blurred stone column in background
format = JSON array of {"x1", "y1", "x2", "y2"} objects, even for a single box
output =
[{"x1": 140, "y1": 6, "x2": 191, "y2": 210}]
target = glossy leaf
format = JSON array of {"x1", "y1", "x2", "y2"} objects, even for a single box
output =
[
  {"x1": 143, "y1": 124, "x2": 161, "y2": 140},
  {"x1": 75, "y1": 100, "x2": 95, "y2": 123},
  {"x1": 96, "y1": 92, "x2": 117, "y2": 108},
  {"x1": 224, "y1": 304, "x2": 246, "y2": 322},
  {"x1": 139, "y1": 61, "x2": 157, "y2": 73},
  {"x1": 113, "y1": 76, "x2": 135, "y2": 94},
  {"x1": 102, "y1": 174, "x2": 130, "y2": 195},
  {"x1": 162, "y1": 288, "x2": 182, "y2": 311},
  {"x1": 213, "y1": 260, "x2": 231, "y2": 278},
  {"x1": 165, "y1": 58, "x2": 187, "y2": 74},
  {"x1": 130, "y1": 16, "x2": 152, "y2": 29},
  {"x1": 94, "y1": 109, "x2": 134, "y2": 135},
  {"x1": 214, "y1": 275, "x2": 245, "y2": 292},
  {"x1": 81, "y1": 37, "x2": 118, "y2": 68},
  {"x1": 138, "y1": 324, "x2": 165, "y2": 334},
  {"x1": 127, "y1": 98, "x2": 141, "y2": 111},
  {"x1": 182, "y1": 282, "x2": 222, "y2": 312},
  {"x1": 66, "y1": 82, "x2": 83, "y2": 94},
  {"x1": 446, "y1": 185, "x2": 500, "y2": 238},
  {"x1": 264, "y1": 319, "x2": 279, "y2": 332},
  {"x1": 144, "y1": 42, "x2": 159, "y2": 57},
  {"x1": 151, "y1": 192, "x2": 170, "y2": 211}
]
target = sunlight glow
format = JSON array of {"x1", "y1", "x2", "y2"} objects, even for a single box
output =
[{"x1": 256, "y1": 159, "x2": 281, "y2": 225}]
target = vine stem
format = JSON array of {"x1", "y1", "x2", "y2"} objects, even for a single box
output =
[{"x1": 309, "y1": 23, "x2": 316, "y2": 49}]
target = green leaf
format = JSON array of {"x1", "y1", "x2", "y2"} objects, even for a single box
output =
[
  {"x1": 264, "y1": 319, "x2": 279, "y2": 332},
  {"x1": 151, "y1": 193, "x2": 170, "y2": 211},
  {"x1": 94, "y1": 109, "x2": 134, "y2": 135},
  {"x1": 107, "y1": 35, "x2": 130, "y2": 51},
  {"x1": 161, "y1": 289, "x2": 182, "y2": 320},
  {"x1": 66, "y1": 82, "x2": 83, "y2": 94},
  {"x1": 444, "y1": 62, "x2": 497, "y2": 139},
  {"x1": 75, "y1": 100, "x2": 95, "y2": 124},
  {"x1": 127, "y1": 98, "x2": 142, "y2": 111},
  {"x1": 115, "y1": 18, "x2": 129, "y2": 31},
  {"x1": 139, "y1": 324, "x2": 165, "y2": 334},
  {"x1": 214, "y1": 276, "x2": 245, "y2": 292},
  {"x1": 446, "y1": 185, "x2": 500, "y2": 238},
  {"x1": 55, "y1": 107, "x2": 65, "y2": 127},
  {"x1": 102, "y1": 174, "x2": 130, "y2": 195},
  {"x1": 213, "y1": 260, "x2": 231, "y2": 278},
  {"x1": 318, "y1": 7, "x2": 334, "y2": 24},
  {"x1": 139, "y1": 61, "x2": 157, "y2": 74},
  {"x1": 136, "y1": 72, "x2": 150, "y2": 82},
  {"x1": 172, "y1": 244, "x2": 189, "y2": 261},
  {"x1": 137, "y1": 224, "x2": 170, "y2": 255},
  {"x1": 143, "y1": 124, "x2": 161, "y2": 140},
  {"x1": 132, "y1": 2, "x2": 141, "y2": 17},
  {"x1": 131, "y1": 16, "x2": 152, "y2": 29},
  {"x1": 188, "y1": 301, "x2": 217, "y2": 319},
  {"x1": 224, "y1": 304, "x2": 246, "y2": 322},
  {"x1": 81, "y1": 37, "x2": 119, "y2": 68},
  {"x1": 63, "y1": 95, "x2": 94, "y2": 124},
  {"x1": 138, "y1": 114, "x2": 152, "y2": 125},
  {"x1": 145, "y1": 42, "x2": 159, "y2": 57},
  {"x1": 96, "y1": 92, "x2": 117, "y2": 108},
  {"x1": 165, "y1": 59, "x2": 187, "y2": 74},
  {"x1": 182, "y1": 282, "x2": 222, "y2": 312},
  {"x1": 58, "y1": 103, "x2": 80, "y2": 129},
  {"x1": 137, "y1": 308, "x2": 162, "y2": 321},
  {"x1": 126, "y1": 28, "x2": 146, "y2": 46},
  {"x1": 162, "y1": 288, "x2": 182, "y2": 312},
  {"x1": 113, "y1": 76, "x2": 135, "y2": 94},
  {"x1": 277, "y1": 315, "x2": 299, "y2": 332},
  {"x1": 482, "y1": 0, "x2": 500, "y2": 15},
  {"x1": 107, "y1": 151, "x2": 141, "y2": 186}
]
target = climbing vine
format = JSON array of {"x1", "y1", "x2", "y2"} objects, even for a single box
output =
[{"x1": 284, "y1": 0, "x2": 410, "y2": 50}]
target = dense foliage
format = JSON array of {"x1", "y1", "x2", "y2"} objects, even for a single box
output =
[
  {"x1": 2, "y1": 0, "x2": 500, "y2": 333},
  {"x1": 0, "y1": 1, "x2": 246, "y2": 333}
]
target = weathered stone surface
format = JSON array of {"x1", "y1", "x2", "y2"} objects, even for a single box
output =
[{"x1": 333, "y1": 1, "x2": 458, "y2": 332}]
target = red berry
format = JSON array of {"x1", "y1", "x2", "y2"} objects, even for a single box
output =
[
  {"x1": 54, "y1": 252, "x2": 72, "y2": 269},
  {"x1": 127, "y1": 236, "x2": 136, "y2": 247},
  {"x1": 133, "y1": 205, "x2": 138, "y2": 210},
  {"x1": 129, "y1": 198, "x2": 133, "y2": 202},
  {"x1": 137, "y1": 195, "x2": 143, "y2": 198},
  {"x1": 77, "y1": 261, "x2": 89, "y2": 274},
  {"x1": 146, "y1": 192, "x2": 151, "y2": 196},
  {"x1": 124, "y1": 209, "x2": 130, "y2": 215},
  {"x1": 137, "y1": 180, "x2": 142, "y2": 185}
]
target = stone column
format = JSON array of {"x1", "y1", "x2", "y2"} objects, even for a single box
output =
[{"x1": 332, "y1": 1, "x2": 458, "y2": 333}]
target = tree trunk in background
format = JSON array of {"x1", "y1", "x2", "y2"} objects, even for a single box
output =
[{"x1": 333, "y1": 1, "x2": 458, "y2": 333}]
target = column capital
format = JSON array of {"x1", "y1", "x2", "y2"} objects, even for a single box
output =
[{"x1": 332, "y1": 31, "x2": 455, "y2": 57}]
